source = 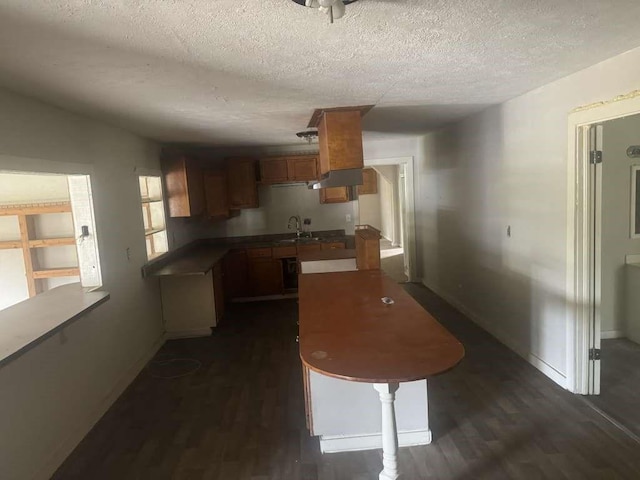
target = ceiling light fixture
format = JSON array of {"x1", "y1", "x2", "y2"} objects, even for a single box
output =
[
  {"x1": 296, "y1": 130, "x2": 319, "y2": 143},
  {"x1": 292, "y1": 0, "x2": 359, "y2": 24}
]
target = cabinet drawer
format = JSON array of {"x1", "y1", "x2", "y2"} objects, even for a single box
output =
[
  {"x1": 273, "y1": 245, "x2": 297, "y2": 258},
  {"x1": 321, "y1": 242, "x2": 346, "y2": 250},
  {"x1": 247, "y1": 247, "x2": 272, "y2": 259},
  {"x1": 297, "y1": 244, "x2": 322, "y2": 254}
]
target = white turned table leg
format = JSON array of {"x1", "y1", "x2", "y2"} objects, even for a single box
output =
[{"x1": 374, "y1": 382, "x2": 401, "y2": 480}]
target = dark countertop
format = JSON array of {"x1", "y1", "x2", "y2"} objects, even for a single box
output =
[
  {"x1": 151, "y1": 245, "x2": 230, "y2": 277},
  {"x1": 145, "y1": 230, "x2": 354, "y2": 277},
  {"x1": 298, "y1": 270, "x2": 465, "y2": 383}
]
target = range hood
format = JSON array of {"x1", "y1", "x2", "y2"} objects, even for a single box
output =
[
  {"x1": 306, "y1": 106, "x2": 373, "y2": 190},
  {"x1": 308, "y1": 168, "x2": 363, "y2": 190}
]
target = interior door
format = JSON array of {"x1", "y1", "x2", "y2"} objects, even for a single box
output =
[
  {"x1": 588, "y1": 123, "x2": 603, "y2": 395},
  {"x1": 398, "y1": 164, "x2": 408, "y2": 277}
]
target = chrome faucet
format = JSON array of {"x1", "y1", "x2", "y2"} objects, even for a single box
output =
[{"x1": 288, "y1": 215, "x2": 302, "y2": 238}]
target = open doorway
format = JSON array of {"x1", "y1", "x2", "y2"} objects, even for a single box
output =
[
  {"x1": 585, "y1": 114, "x2": 640, "y2": 439},
  {"x1": 357, "y1": 164, "x2": 408, "y2": 283},
  {"x1": 568, "y1": 97, "x2": 640, "y2": 440}
]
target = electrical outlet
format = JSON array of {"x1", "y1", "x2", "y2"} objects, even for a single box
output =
[{"x1": 346, "y1": 214, "x2": 352, "y2": 222}]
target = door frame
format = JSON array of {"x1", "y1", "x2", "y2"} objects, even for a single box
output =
[
  {"x1": 567, "y1": 94, "x2": 640, "y2": 394},
  {"x1": 359, "y1": 156, "x2": 417, "y2": 282}
]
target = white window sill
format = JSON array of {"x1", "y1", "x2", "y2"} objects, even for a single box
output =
[{"x1": 0, "y1": 283, "x2": 110, "y2": 367}]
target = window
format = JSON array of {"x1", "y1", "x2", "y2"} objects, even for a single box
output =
[
  {"x1": 0, "y1": 171, "x2": 102, "y2": 311},
  {"x1": 138, "y1": 175, "x2": 168, "y2": 260}
]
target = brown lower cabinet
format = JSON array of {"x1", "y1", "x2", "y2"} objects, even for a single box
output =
[
  {"x1": 321, "y1": 242, "x2": 346, "y2": 250},
  {"x1": 248, "y1": 258, "x2": 283, "y2": 296},
  {"x1": 222, "y1": 241, "x2": 345, "y2": 299},
  {"x1": 222, "y1": 249, "x2": 249, "y2": 299},
  {"x1": 212, "y1": 262, "x2": 225, "y2": 323}
]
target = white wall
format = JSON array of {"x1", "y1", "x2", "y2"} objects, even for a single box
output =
[
  {"x1": 416, "y1": 44, "x2": 640, "y2": 388},
  {"x1": 358, "y1": 174, "x2": 382, "y2": 231},
  {"x1": 201, "y1": 184, "x2": 356, "y2": 238},
  {"x1": 376, "y1": 165, "x2": 402, "y2": 246},
  {"x1": 0, "y1": 87, "x2": 189, "y2": 480},
  {"x1": 601, "y1": 115, "x2": 640, "y2": 337},
  {"x1": 378, "y1": 168, "x2": 395, "y2": 241}
]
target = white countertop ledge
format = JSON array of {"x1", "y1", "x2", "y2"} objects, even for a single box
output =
[{"x1": 0, "y1": 283, "x2": 110, "y2": 368}]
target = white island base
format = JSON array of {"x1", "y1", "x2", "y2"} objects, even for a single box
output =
[{"x1": 305, "y1": 368, "x2": 430, "y2": 454}]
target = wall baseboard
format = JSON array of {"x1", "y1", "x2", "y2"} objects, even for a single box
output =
[
  {"x1": 165, "y1": 328, "x2": 212, "y2": 339},
  {"x1": 34, "y1": 333, "x2": 166, "y2": 480},
  {"x1": 421, "y1": 280, "x2": 568, "y2": 389},
  {"x1": 319, "y1": 429, "x2": 432, "y2": 454},
  {"x1": 601, "y1": 330, "x2": 625, "y2": 339}
]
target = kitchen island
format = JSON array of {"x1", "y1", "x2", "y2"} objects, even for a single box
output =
[{"x1": 298, "y1": 270, "x2": 464, "y2": 479}]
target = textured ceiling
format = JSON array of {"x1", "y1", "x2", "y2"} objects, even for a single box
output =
[{"x1": 1, "y1": 1, "x2": 640, "y2": 147}]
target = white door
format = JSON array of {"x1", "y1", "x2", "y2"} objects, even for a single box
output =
[{"x1": 588, "y1": 123, "x2": 603, "y2": 395}]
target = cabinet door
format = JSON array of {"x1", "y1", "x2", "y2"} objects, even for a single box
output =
[
  {"x1": 319, "y1": 187, "x2": 351, "y2": 204},
  {"x1": 227, "y1": 158, "x2": 259, "y2": 209},
  {"x1": 357, "y1": 168, "x2": 378, "y2": 195},
  {"x1": 213, "y1": 261, "x2": 225, "y2": 323},
  {"x1": 321, "y1": 242, "x2": 346, "y2": 250},
  {"x1": 260, "y1": 158, "x2": 289, "y2": 184},
  {"x1": 248, "y1": 259, "x2": 283, "y2": 296},
  {"x1": 287, "y1": 156, "x2": 318, "y2": 182},
  {"x1": 318, "y1": 110, "x2": 364, "y2": 175},
  {"x1": 164, "y1": 156, "x2": 205, "y2": 217},
  {"x1": 297, "y1": 243, "x2": 322, "y2": 255},
  {"x1": 204, "y1": 170, "x2": 230, "y2": 218},
  {"x1": 222, "y1": 250, "x2": 249, "y2": 299}
]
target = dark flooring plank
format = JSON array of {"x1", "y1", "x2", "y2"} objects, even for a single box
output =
[
  {"x1": 52, "y1": 285, "x2": 640, "y2": 480},
  {"x1": 584, "y1": 338, "x2": 640, "y2": 439}
]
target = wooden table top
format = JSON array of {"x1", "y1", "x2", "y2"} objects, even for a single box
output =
[{"x1": 298, "y1": 270, "x2": 464, "y2": 383}]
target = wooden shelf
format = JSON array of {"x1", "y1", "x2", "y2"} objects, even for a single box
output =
[
  {"x1": 145, "y1": 227, "x2": 165, "y2": 237},
  {"x1": 140, "y1": 197, "x2": 163, "y2": 204},
  {"x1": 0, "y1": 240, "x2": 21, "y2": 250},
  {"x1": 32, "y1": 268, "x2": 80, "y2": 279},
  {"x1": 28, "y1": 237, "x2": 76, "y2": 248},
  {"x1": 0, "y1": 201, "x2": 71, "y2": 216},
  {"x1": 0, "y1": 202, "x2": 78, "y2": 297}
]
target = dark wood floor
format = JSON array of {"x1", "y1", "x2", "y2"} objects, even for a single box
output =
[
  {"x1": 585, "y1": 338, "x2": 640, "y2": 440},
  {"x1": 53, "y1": 285, "x2": 640, "y2": 480}
]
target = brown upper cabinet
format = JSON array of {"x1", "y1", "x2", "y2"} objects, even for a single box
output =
[
  {"x1": 226, "y1": 158, "x2": 259, "y2": 209},
  {"x1": 357, "y1": 168, "x2": 378, "y2": 195},
  {"x1": 259, "y1": 155, "x2": 318, "y2": 184},
  {"x1": 260, "y1": 157, "x2": 289, "y2": 183},
  {"x1": 316, "y1": 110, "x2": 364, "y2": 176},
  {"x1": 319, "y1": 186, "x2": 352, "y2": 204},
  {"x1": 287, "y1": 156, "x2": 318, "y2": 182},
  {"x1": 163, "y1": 156, "x2": 205, "y2": 217},
  {"x1": 204, "y1": 170, "x2": 233, "y2": 218}
]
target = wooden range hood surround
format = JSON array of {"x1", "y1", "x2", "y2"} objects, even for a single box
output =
[{"x1": 308, "y1": 106, "x2": 373, "y2": 177}]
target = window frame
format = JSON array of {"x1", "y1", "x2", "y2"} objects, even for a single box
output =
[{"x1": 137, "y1": 174, "x2": 170, "y2": 261}]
